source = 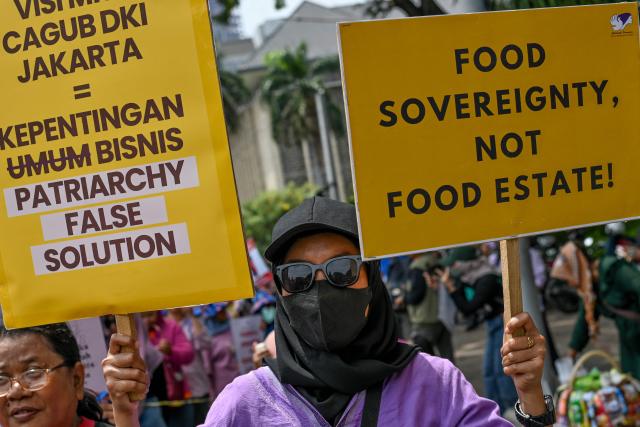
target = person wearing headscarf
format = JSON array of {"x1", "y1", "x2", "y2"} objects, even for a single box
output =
[{"x1": 103, "y1": 197, "x2": 553, "y2": 426}]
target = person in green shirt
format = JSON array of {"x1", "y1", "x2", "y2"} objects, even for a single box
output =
[{"x1": 569, "y1": 237, "x2": 640, "y2": 379}]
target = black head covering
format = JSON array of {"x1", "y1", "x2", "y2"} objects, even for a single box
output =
[{"x1": 264, "y1": 197, "x2": 419, "y2": 423}]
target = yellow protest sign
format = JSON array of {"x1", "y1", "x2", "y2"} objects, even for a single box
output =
[
  {"x1": 339, "y1": 3, "x2": 640, "y2": 259},
  {"x1": 0, "y1": 0, "x2": 253, "y2": 327}
]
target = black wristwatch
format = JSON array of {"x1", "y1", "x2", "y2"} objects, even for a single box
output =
[{"x1": 514, "y1": 395, "x2": 556, "y2": 427}]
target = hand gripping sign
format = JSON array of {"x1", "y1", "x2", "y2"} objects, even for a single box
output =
[
  {"x1": 0, "y1": 0, "x2": 253, "y2": 328},
  {"x1": 339, "y1": 3, "x2": 640, "y2": 329}
]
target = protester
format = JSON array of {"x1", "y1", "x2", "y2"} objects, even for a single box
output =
[
  {"x1": 202, "y1": 304, "x2": 240, "y2": 399},
  {"x1": 141, "y1": 311, "x2": 194, "y2": 427},
  {"x1": 550, "y1": 233, "x2": 596, "y2": 337},
  {"x1": 569, "y1": 236, "x2": 640, "y2": 379},
  {"x1": 403, "y1": 252, "x2": 455, "y2": 363},
  {"x1": 169, "y1": 308, "x2": 213, "y2": 425},
  {"x1": 436, "y1": 246, "x2": 520, "y2": 414},
  {"x1": 104, "y1": 197, "x2": 554, "y2": 426},
  {"x1": 251, "y1": 330, "x2": 277, "y2": 369},
  {"x1": 0, "y1": 323, "x2": 111, "y2": 427},
  {"x1": 250, "y1": 290, "x2": 277, "y2": 338},
  {"x1": 385, "y1": 256, "x2": 412, "y2": 339}
]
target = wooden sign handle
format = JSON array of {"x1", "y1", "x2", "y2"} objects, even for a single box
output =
[
  {"x1": 500, "y1": 239, "x2": 525, "y2": 338},
  {"x1": 115, "y1": 314, "x2": 146, "y2": 402}
]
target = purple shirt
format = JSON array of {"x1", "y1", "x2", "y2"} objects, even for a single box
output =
[{"x1": 200, "y1": 353, "x2": 512, "y2": 426}]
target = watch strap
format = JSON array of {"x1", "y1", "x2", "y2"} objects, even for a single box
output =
[{"x1": 514, "y1": 395, "x2": 556, "y2": 427}]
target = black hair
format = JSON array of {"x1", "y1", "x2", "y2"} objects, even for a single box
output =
[{"x1": 0, "y1": 323, "x2": 103, "y2": 422}]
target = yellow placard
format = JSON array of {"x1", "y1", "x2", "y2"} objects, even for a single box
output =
[
  {"x1": 0, "y1": 0, "x2": 253, "y2": 327},
  {"x1": 339, "y1": 3, "x2": 640, "y2": 259}
]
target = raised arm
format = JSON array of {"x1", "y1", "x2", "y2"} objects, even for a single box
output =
[{"x1": 102, "y1": 334, "x2": 149, "y2": 427}]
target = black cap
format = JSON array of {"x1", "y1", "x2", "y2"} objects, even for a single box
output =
[{"x1": 264, "y1": 197, "x2": 358, "y2": 263}]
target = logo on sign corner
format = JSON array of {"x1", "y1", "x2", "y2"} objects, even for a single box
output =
[{"x1": 610, "y1": 13, "x2": 633, "y2": 35}]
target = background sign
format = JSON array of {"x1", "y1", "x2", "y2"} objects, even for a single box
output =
[
  {"x1": 68, "y1": 318, "x2": 108, "y2": 394},
  {"x1": 339, "y1": 3, "x2": 640, "y2": 259},
  {"x1": 0, "y1": 0, "x2": 253, "y2": 327},
  {"x1": 230, "y1": 314, "x2": 263, "y2": 374}
]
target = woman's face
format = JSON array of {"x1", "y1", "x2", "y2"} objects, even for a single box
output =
[
  {"x1": 282, "y1": 232, "x2": 368, "y2": 296},
  {"x1": 0, "y1": 334, "x2": 83, "y2": 427}
]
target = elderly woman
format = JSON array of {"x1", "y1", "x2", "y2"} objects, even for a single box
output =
[
  {"x1": 0, "y1": 323, "x2": 111, "y2": 427},
  {"x1": 104, "y1": 197, "x2": 554, "y2": 426}
]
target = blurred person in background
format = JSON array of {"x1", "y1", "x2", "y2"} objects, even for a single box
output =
[
  {"x1": 141, "y1": 311, "x2": 194, "y2": 427},
  {"x1": 437, "y1": 246, "x2": 520, "y2": 415},
  {"x1": 251, "y1": 330, "x2": 277, "y2": 370},
  {"x1": 203, "y1": 304, "x2": 240, "y2": 399},
  {"x1": 569, "y1": 235, "x2": 640, "y2": 379},
  {"x1": 169, "y1": 308, "x2": 212, "y2": 425},
  {"x1": 384, "y1": 256, "x2": 412, "y2": 339},
  {"x1": 403, "y1": 252, "x2": 455, "y2": 363},
  {"x1": 251, "y1": 291, "x2": 277, "y2": 338},
  {"x1": 0, "y1": 323, "x2": 111, "y2": 427}
]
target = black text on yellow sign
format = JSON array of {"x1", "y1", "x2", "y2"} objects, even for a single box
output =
[
  {"x1": 339, "y1": 3, "x2": 640, "y2": 258},
  {"x1": 0, "y1": 0, "x2": 253, "y2": 327}
]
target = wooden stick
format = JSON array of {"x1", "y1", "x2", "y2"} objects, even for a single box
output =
[
  {"x1": 500, "y1": 239, "x2": 525, "y2": 337},
  {"x1": 115, "y1": 314, "x2": 146, "y2": 402}
]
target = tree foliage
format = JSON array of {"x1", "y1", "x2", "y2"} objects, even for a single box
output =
[
  {"x1": 261, "y1": 43, "x2": 344, "y2": 146},
  {"x1": 242, "y1": 183, "x2": 318, "y2": 254},
  {"x1": 219, "y1": 68, "x2": 251, "y2": 132}
]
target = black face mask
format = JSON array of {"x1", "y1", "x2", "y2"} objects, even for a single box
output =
[{"x1": 280, "y1": 280, "x2": 372, "y2": 351}]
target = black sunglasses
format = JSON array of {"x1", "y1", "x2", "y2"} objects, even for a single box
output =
[{"x1": 275, "y1": 255, "x2": 363, "y2": 294}]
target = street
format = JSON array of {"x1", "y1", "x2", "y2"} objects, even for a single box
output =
[{"x1": 454, "y1": 308, "x2": 619, "y2": 396}]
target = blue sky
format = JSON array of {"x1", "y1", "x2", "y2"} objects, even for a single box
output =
[{"x1": 239, "y1": 0, "x2": 359, "y2": 40}]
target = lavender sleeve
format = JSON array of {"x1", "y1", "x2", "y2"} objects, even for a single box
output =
[
  {"x1": 445, "y1": 361, "x2": 512, "y2": 426},
  {"x1": 378, "y1": 353, "x2": 513, "y2": 426},
  {"x1": 199, "y1": 354, "x2": 513, "y2": 427},
  {"x1": 199, "y1": 370, "x2": 297, "y2": 427}
]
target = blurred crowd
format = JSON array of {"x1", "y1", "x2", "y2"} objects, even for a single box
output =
[
  {"x1": 2, "y1": 222, "x2": 636, "y2": 427},
  {"x1": 91, "y1": 221, "x2": 638, "y2": 426}
]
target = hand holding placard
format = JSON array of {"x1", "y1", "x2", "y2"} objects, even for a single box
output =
[{"x1": 114, "y1": 314, "x2": 146, "y2": 402}]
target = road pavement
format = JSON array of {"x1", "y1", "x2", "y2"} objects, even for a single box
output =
[{"x1": 453, "y1": 308, "x2": 618, "y2": 396}]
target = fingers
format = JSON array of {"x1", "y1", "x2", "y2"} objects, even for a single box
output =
[
  {"x1": 103, "y1": 350, "x2": 146, "y2": 371},
  {"x1": 102, "y1": 354, "x2": 149, "y2": 401},
  {"x1": 108, "y1": 334, "x2": 137, "y2": 355},
  {"x1": 106, "y1": 378, "x2": 148, "y2": 398},
  {"x1": 505, "y1": 312, "x2": 539, "y2": 337},
  {"x1": 103, "y1": 365, "x2": 147, "y2": 384},
  {"x1": 103, "y1": 367, "x2": 148, "y2": 395},
  {"x1": 502, "y1": 359, "x2": 543, "y2": 380},
  {"x1": 501, "y1": 347, "x2": 542, "y2": 367},
  {"x1": 501, "y1": 334, "x2": 544, "y2": 356}
]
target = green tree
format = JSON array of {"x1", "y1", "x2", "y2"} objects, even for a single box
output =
[
  {"x1": 219, "y1": 68, "x2": 250, "y2": 133},
  {"x1": 261, "y1": 43, "x2": 344, "y2": 184},
  {"x1": 242, "y1": 183, "x2": 318, "y2": 254}
]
